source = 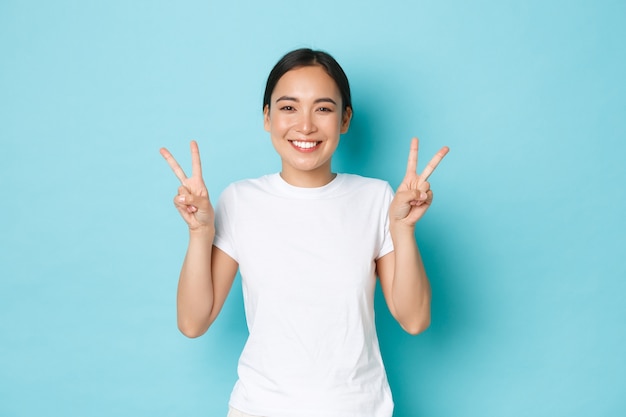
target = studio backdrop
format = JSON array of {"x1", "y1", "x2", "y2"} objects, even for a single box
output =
[{"x1": 1, "y1": 1, "x2": 624, "y2": 416}]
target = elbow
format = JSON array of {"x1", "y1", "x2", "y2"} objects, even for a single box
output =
[
  {"x1": 402, "y1": 314, "x2": 431, "y2": 336},
  {"x1": 394, "y1": 297, "x2": 431, "y2": 335},
  {"x1": 177, "y1": 319, "x2": 209, "y2": 339},
  {"x1": 179, "y1": 328, "x2": 205, "y2": 339}
]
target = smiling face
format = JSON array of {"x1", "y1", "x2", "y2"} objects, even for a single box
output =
[{"x1": 264, "y1": 65, "x2": 352, "y2": 187}]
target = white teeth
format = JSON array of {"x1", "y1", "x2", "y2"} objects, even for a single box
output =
[{"x1": 291, "y1": 140, "x2": 318, "y2": 149}]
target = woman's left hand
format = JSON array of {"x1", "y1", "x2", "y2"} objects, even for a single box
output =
[{"x1": 390, "y1": 138, "x2": 449, "y2": 227}]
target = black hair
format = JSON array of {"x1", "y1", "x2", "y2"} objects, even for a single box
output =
[{"x1": 263, "y1": 48, "x2": 352, "y2": 114}]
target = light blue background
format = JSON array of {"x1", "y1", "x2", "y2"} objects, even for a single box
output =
[{"x1": 1, "y1": 1, "x2": 625, "y2": 416}]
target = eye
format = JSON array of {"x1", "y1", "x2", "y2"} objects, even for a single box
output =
[
  {"x1": 317, "y1": 107, "x2": 333, "y2": 113},
  {"x1": 280, "y1": 105, "x2": 295, "y2": 111}
]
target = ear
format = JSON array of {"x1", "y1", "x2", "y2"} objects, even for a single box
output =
[
  {"x1": 340, "y1": 106, "x2": 353, "y2": 134},
  {"x1": 263, "y1": 105, "x2": 271, "y2": 132}
]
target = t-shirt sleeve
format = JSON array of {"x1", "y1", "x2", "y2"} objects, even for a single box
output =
[
  {"x1": 377, "y1": 182, "x2": 395, "y2": 260},
  {"x1": 213, "y1": 184, "x2": 238, "y2": 262}
]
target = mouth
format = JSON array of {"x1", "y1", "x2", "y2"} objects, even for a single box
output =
[{"x1": 289, "y1": 140, "x2": 322, "y2": 151}]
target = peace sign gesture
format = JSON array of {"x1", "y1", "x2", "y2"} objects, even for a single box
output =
[
  {"x1": 390, "y1": 138, "x2": 449, "y2": 227},
  {"x1": 160, "y1": 141, "x2": 214, "y2": 230}
]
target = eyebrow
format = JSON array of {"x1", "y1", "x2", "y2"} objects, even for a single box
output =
[{"x1": 275, "y1": 96, "x2": 337, "y2": 105}]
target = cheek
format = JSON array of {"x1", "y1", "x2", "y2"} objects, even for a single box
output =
[
  {"x1": 265, "y1": 116, "x2": 282, "y2": 134},
  {"x1": 272, "y1": 119, "x2": 292, "y2": 135},
  {"x1": 322, "y1": 116, "x2": 343, "y2": 133},
  {"x1": 270, "y1": 112, "x2": 293, "y2": 128}
]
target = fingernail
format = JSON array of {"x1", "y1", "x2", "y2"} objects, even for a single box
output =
[
  {"x1": 421, "y1": 192, "x2": 428, "y2": 200},
  {"x1": 178, "y1": 196, "x2": 185, "y2": 203}
]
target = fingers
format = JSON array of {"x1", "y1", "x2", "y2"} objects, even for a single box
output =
[
  {"x1": 160, "y1": 147, "x2": 188, "y2": 184},
  {"x1": 396, "y1": 179, "x2": 429, "y2": 207},
  {"x1": 423, "y1": 189, "x2": 434, "y2": 205},
  {"x1": 175, "y1": 187, "x2": 199, "y2": 214},
  {"x1": 414, "y1": 189, "x2": 433, "y2": 205},
  {"x1": 190, "y1": 140, "x2": 203, "y2": 179},
  {"x1": 160, "y1": 140, "x2": 204, "y2": 184},
  {"x1": 404, "y1": 138, "x2": 419, "y2": 178},
  {"x1": 419, "y1": 146, "x2": 449, "y2": 183},
  {"x1": 398, "y1": 181, "x2": 430, "y2": 205},
  {"x1": 412, "y1": 181, "x2": 430, "y2": 205}
]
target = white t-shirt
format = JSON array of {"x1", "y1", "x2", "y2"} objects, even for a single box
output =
[{"x1": 214, "y1": 173, "x2": 395, "y2": 417}]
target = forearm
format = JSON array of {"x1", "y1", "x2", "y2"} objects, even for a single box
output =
[
  {"x1": 390, "y1": 225, "x2": 432, "y2": 334},
  {"x1": 177, "y1": 226, "x2": 215, "y2": 338}
]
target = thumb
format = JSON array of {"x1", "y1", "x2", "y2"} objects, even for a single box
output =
[{"x1": 176, "y1": 192, "x2": 211, "y2": 213}]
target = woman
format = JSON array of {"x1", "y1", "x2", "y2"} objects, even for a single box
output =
[{"x1": 160, "y1": 48, "x2": 448, "y2": 417}]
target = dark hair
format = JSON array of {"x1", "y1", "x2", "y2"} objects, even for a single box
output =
[{"x1": 263, "y1": 48, "x2": 352, "y2": 114}]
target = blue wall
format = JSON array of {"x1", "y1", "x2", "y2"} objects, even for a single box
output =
[{"x1": 1, "y1": 1, "x2": 624, "y2": 416}]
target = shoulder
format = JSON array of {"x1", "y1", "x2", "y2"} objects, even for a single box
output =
[
  {"x1": 338, "y1": 174, "x2": 394, "y2": 194},
  {"x1": 223, "y1": 174, "x2": 275, "y2": 191},
  {"x1": 219, "y1": 174, "x2": 280, "y2": 201}
]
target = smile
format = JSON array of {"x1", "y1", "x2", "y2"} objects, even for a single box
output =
[{"x1": 289, "y1": 140, "x2": 321, "y2": 151}]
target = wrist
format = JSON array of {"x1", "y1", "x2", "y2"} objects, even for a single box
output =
[
  {"x1": 390, "y1": 219, "x2": 415, "y2": 235},
  {"x1": 188, "y1": 225, "x2": 215, "y2": 241}
]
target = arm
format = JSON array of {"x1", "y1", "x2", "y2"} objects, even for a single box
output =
[
  {"x1": 160, "y1": 141, "x2": 239, "y2": 338},
  {"x1": 377, "y1": 138, "x2": 448, "y2": 335},
  {"x1": 176, "y1": 229, "x2": 238, "y2": 338}
]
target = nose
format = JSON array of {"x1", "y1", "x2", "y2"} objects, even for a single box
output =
[{"x1": 296, "y1": 111, "x2": 316, "y2": 134}]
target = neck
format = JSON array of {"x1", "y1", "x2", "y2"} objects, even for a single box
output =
[{"x1": 279, "y1": 170, "x2": 337, "y2": 188}]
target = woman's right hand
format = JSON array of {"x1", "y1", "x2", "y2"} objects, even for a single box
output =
[{"x1": 160, "y1": 140, "x2": 214, "y2": 231}]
